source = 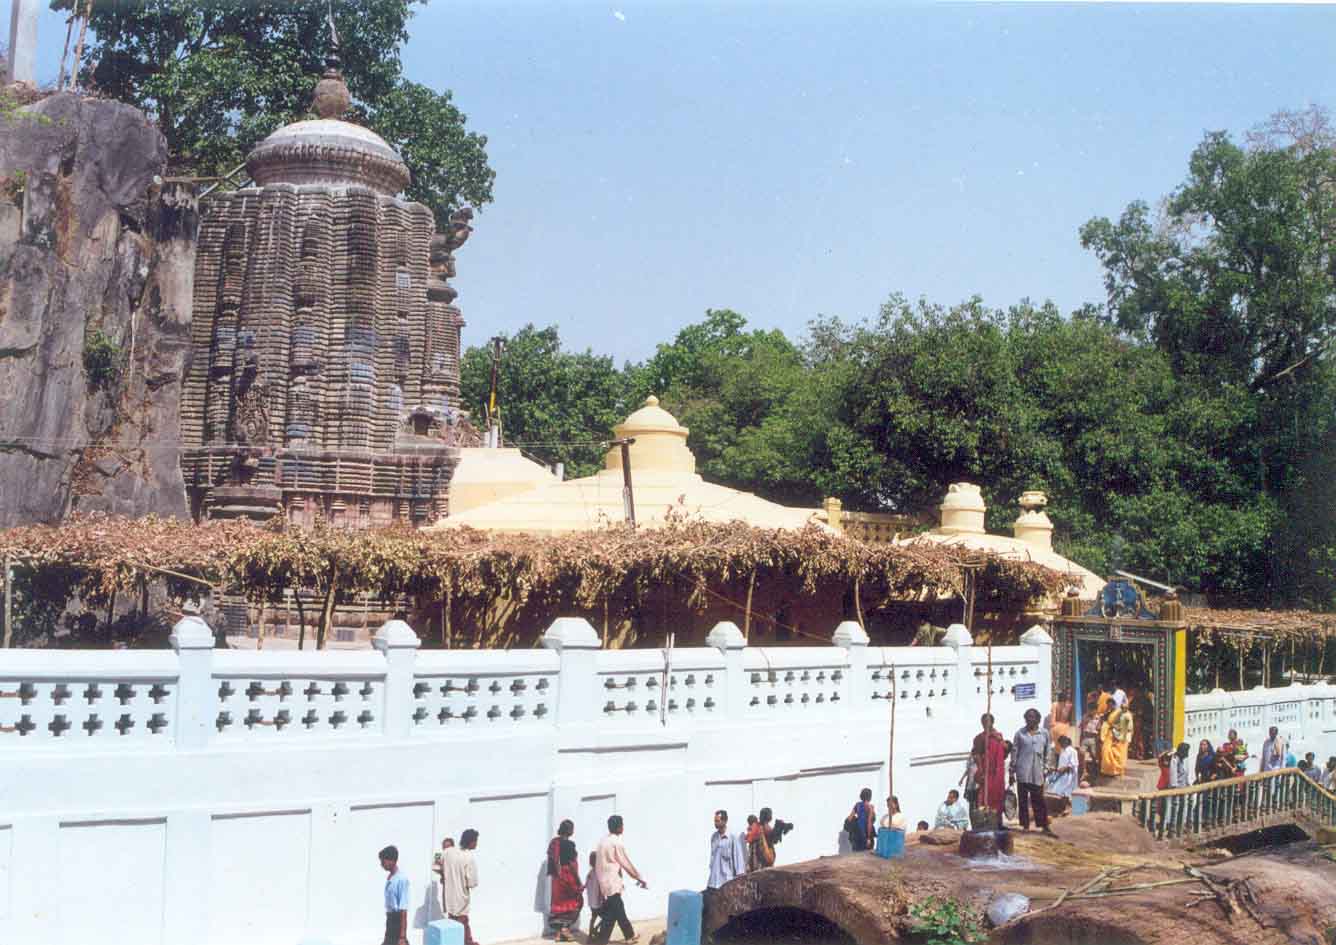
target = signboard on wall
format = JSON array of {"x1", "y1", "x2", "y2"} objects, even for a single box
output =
[{"x1": 1013, "y1": 683, "x2": 1036, "y2": 701}]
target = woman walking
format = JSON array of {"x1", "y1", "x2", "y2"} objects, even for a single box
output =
[{"x1": 546, "y1": 819, "x2": 583, "y2": 942}]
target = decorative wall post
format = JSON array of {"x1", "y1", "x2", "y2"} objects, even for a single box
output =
[
  {"x1": 169, "y1": 607, "x2": 216, "y2": 750},
  {"x1": 373, "y1": 619, "x2": 421, "y2": 739},
  {"x1": 543, "y1": 617, "x2": 602, "y2": 726},
  {"x1": 941, "y1": 622, "x2": 974, "y2": 709},
  {"x1": 833, "y1": 620, "x2": 869, "y2": 711},
  {"x1": 706, "y1": 621, "x2": 747, "y2": 720},
  {"x1": 1020, "y1": 623, "x2": 1055, "y2": 714}
]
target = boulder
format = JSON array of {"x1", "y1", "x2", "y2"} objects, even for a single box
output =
[{"x1": 0, "y1": 93, "x2": 196, "y2": 525}]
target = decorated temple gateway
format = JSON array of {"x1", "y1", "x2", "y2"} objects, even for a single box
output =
[{"x1": 179, "y1": 42, "x2": 473, "y2": 526}]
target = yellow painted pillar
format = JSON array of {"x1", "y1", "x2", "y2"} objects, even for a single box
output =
[{"x1": 1172, "y1": 627, "x2": 1187, "y2": 746}]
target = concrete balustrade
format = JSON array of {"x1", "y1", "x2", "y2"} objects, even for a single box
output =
[{"x1": 0, "y1": 617, "x2": 1052, "y2": 945}]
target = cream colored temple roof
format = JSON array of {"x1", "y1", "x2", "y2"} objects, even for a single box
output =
[
  {"x1": 897, "y1": 483, "x2": 1105, "y2": 597},
  {"x1": 437, "y1": 397, "x2": 826, "y2": 534}
]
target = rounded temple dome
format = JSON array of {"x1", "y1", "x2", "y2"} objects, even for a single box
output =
[{"x1": 246, "y1": 99, "x2": 410, "y2": 195}]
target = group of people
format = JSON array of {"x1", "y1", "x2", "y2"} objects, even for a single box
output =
[
  {"x1": 545, "y1": 815, "x2": 648, "y2": 944},
  {"x1": 1062, "y1": 681, "x2": 1141, "y2": 783},
  {"x1": 704, "y1": 806, "x2": 792, "y2": 895},
  {"x1": 377, "y1": 830, "x2": 480, "y2": 945},
  {"x1": 1185, "y1": 725, "x2": 1336, "y2": 790},
  {"x1": 963, "y1": 708, "x2": 1079, "y2": 833}
]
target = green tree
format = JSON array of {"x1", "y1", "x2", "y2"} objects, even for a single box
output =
[
  {"x1": 630, "y1": 309, "x2": 830, "y2": 505},
  {"x1": 65, "y1": 0, "x2": 493, "y2": 224},
  {"x1": 1081, "y1": 112, "x2": 1336, "y2": 605},
  {"x1": 459, "y1": 325, "x2": 632, "y2": 478}
]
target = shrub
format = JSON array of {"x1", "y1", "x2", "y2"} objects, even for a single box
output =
[{"x1": 83, "y1": 328, "x2": 124, "y2": 391}]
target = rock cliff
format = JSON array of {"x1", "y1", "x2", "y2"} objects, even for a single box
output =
[{"x1": 0, "y1": 92, "x2": 197, "y2": 526}]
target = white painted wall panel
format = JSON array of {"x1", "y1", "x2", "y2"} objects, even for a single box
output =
[
  {"x1": 208, "y1": 811, "x2": 310, "y2": 945},
  {"x1": 59, "y1": 819, "x2": 166, "y2": 945}
]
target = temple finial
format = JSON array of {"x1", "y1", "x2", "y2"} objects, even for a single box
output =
[
  {"x1": 325, "y1": 0, "x2": 341, "y2": 69},
  {"x1": 311, "y1": 0, "x2": 350, "y2": 119}
]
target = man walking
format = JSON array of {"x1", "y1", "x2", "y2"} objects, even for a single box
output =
[
  {"x1": 379, "y1": 845, "x2": 409, "y2": 945},
  {"x1": 442, "y1": 829, "x2": 480, "y2": 945},
  {"x1": 1260, "y1": 726, "x2": 1286, "y2": 772},
  {"x1": 1011, "y1": 707, "x2": 1055, "y2": 835},
  {"x1": 594, "y1": 815, "x2": 647, "y2": 944},
  {"x1": 706, "y1": 810, "x2": 746, "y2": 895}
]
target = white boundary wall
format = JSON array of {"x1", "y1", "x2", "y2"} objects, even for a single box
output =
[
  {"x1": 0, "y1": 615, "x2": 1053, "y2": 945},
  {"x1": 1185, "y1": 683, "x2": 1336, "y2": 764}
]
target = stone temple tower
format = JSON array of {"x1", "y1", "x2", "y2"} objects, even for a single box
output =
[{"x1": 180, "y1": 44, "x2": 470, "y2": 527}]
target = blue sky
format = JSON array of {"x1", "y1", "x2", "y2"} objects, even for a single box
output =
[{"x1": 14, "y1": 1, "x2": 1336, "y2": 361}]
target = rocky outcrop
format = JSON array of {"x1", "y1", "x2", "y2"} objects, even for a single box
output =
[{"x1": 0, "y1": 91, "x2": 197, "y2": 525}]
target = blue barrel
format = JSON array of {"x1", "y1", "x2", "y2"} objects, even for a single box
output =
[
  {"x1": 667, "y1": 889, "x2": 703, "y2": 945},
  {"x1": 874, "y1": 827, "x2": 905, "y2": 858}
]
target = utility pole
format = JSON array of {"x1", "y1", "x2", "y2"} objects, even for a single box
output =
[
  {"x1": 608, "y1": 437, "x2": 637, "y2": 527},
  {"x1": 487, "y1": 336, "x2": 504, "y2": 448}
]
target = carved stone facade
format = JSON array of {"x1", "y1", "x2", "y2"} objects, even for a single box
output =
[{"x1": 180, "y1": 60, "x2": 469, "y2": 527}]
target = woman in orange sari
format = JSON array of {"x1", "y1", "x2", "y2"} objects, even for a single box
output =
[{"x1": 1100, "y1": 705, "x2": 1133, "y2": 778}]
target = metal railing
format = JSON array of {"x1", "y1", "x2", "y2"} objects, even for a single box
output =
[{"x1": 1130, "y1": 767, "x2": 1336, "y2": 842}]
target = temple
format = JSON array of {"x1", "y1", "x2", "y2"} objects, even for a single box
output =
[{"x1": 179, "y1": 43, "x2": 471, "y2": 526}]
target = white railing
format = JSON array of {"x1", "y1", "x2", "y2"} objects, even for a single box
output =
[{"x1": 0, "y1": 615, "x2": 1052, "y2": 945}]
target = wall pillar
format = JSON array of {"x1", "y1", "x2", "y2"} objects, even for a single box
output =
[
  {"x1": 941, "y1": 622, "x2": 974, "y2": 709},
  {"x1": 1020, "y1": 624, "x2": 1055, "y2": 714},
  {"x1": 833, "y1": 620, "x2": 869, "y2": 711},
  {"x1": 706, "y1": 621, "x2": 746, "y2": 720},
  {"x1": 169, "y1": 609, "x2": 216, "y2": 750},
  {"x1": 542, "y1": 617, "x2": 602, "y2": 726},
  {"x1": 372, "y1": 619, "x2": 421, "y2": 739},
  {"x1": 5, "y1": 0, "x2": 38, "y2": 84}
]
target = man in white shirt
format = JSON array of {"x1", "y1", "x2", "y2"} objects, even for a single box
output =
[
  {"x1": 1260, "y1": 726, "x2": 1286, "y2": 771},
  {"x1": 1111, "y1": 681, "x2": 1127, "y2": 710},
  {"x1": 442, "y1": 829, "x2": 480, "y2": 945},
  {"x1": 933, "y1": 789, "x2": 970, "y2": 831},
  {"x1": 594, "y1": 815, "x2": 647, "y2": 945},
  {"x1": 1167, "y1": 742, "x2": 1191, "y2": 788}
]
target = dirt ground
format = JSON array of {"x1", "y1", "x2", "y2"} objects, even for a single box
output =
[{"x1": 703, "y1": 815, "x2": 1336, "y2": 944}]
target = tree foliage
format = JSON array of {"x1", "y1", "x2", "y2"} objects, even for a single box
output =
[
  {"x1": 66, "y1": 0, "x2": 494, "y2": 224},
  {"x1": 459, "y1": 325, "x2": 633, "y2": 478}
]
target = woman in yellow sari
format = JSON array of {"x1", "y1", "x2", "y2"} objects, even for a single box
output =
[{"x1": 1100, "y1": 705, "x2": 1133, "y2": 778}]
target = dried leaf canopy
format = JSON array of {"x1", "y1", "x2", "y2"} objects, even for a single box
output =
[{"x1": 0, "y1": 515, "x2": 1066, "y2": 612}]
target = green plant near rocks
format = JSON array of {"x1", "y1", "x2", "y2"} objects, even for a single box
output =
[
  {"x1": 908, "y1": 896, "x2": 986, "y2": 945},
  {"x1": 83, "y1": 328, "x2": 124, "y2": 391}
]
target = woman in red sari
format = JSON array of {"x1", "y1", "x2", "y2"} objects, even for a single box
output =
[
  {"x1": 547, "y1": 819, "x2": 583, "y2": 942},
  {"x1": 971, "y1": 713, "x2": 1009, "y2": 819}
]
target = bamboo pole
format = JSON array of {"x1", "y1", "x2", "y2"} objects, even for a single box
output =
[
  {"x1": 2, "y1": 553, "x2": 12, "y2": 649},
  {"x1": 443, "y1": 584, "x2": 453, "y2": 649},
  {"x1": 853, "y1": 574, "x2": 865, "y2": 631},
  {"x1": 70, "y1": 0, "x2": 91, "y2": 91},
  {"x1": 743, "y1": 569, "x2": 756, "y2": 642},
  {"x1": 888, "y1": 662, "x2": 897, "y2": 800}
]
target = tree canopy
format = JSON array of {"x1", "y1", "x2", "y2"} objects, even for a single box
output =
[{"x1": 64, "y1": 0, "x2": 494, "y2": 224}]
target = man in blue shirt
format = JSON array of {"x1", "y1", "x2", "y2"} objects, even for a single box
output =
[
  {"x1": 380, "y1": 844, "x2": 410, "y2": 945},
  {"x1": 706, "y1": 809, "x2": 747, "y2": 893}
]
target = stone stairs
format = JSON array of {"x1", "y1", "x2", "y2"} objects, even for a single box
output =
[{"x1": 1085, "y1": 760, "x2": 1161, "y2": 813}]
